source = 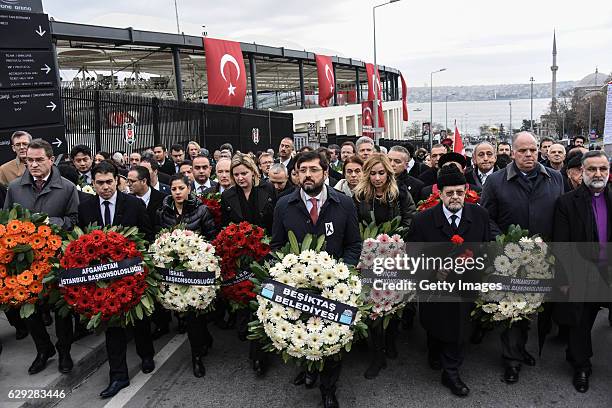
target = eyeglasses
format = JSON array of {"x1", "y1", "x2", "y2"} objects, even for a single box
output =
[
  {"x1": 443, "y1": 190, "x2": 465, "y2": 198},
  {"x1": 298, "y1": 167, "x2": 323, "y2": 175}
]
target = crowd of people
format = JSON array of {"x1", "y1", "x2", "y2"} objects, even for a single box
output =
[{"x1": 0, "y1": 129, "x2": 610, "y2": 407}]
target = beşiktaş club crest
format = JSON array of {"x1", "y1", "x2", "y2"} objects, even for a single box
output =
[{"x1": 252, "y1": 127, "x2": 260, "y2": 144}]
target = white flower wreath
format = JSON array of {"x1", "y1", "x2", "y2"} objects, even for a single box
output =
[
  {"x1": 254, "y1": 249, "x2": 364, "y2": 362},
  {"x1": 150, "y1": 228, "x2": 221, "y2": 313}
]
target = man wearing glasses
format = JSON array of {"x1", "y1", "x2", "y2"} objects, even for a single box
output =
[
  {"x1": 4, "y1": 139, "x2": 79, "y2": 375},
  {"x1": 0, "y1": 130, "x2": 31, "y2": 186}
]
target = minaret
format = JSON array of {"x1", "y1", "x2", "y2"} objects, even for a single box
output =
[{"x1": 551, "y1": 30, "x2": 558, "y2": 112}]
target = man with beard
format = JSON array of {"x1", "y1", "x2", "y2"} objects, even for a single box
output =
[
  {"x1": 340, "y1": 141, "x2": 356, "y2": 163},
  {"x1": 553, "y1": 151, "x2": 612, "y2": 393},
  {"x1": 277, "y1": 137, "x2": 295, "y2": 171},
  {"x1": 409, "y1": 165, "x2": 491, "y2": 397},
  {"x1": 271, "y1": 150, "x2": 361, "y2": 408},
  {"x1": 192, "y1": 155, "x2": 217, "y2": 195},
  {"x1": 481, "y1": 131, "x2": 564, "y2": 384}
]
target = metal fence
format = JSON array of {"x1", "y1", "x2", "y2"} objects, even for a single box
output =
[{"x1": 60, "y1": 88, "x2": 294, "y2": 154}]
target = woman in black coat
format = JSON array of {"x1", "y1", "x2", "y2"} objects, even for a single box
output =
[
  {"x1": 352, "y1": 153, "x2": 416, "y2": 380},
  {"x1": 157, "y1": 174, "x2": 217, "y2": 378},
  {"x1": 219, "y1": 153, "x2": 276, "y2": 377},
  {"x1": 353, "y1": 153, "x2": 416, "y2": 233}
]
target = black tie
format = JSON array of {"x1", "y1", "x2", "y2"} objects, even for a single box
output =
[
  {"x1": 450, "y1": 214, "x2": 459, "y2": 232},
  {"x1": 103, "y1": 201, "x2": 111, "y2": 226}
]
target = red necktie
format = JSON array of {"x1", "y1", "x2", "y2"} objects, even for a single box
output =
[{"x1": 309, "y1": 197, "x2": 318, "y2": 225}]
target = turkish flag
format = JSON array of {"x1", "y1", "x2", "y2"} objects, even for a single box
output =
[
  {"x1": 400, "y1": 73, "x2": 408, "y2": 121},
  {"x1": 454, "y1": 122, "x2": 464, "y2": 154},
  {"x1": 365, "y1": 63, "x2": 385, "y2": 129},
  {"x1": 362, "y1": 101, "x2": 374, "y2": 138},
  {"x1": 315, "y1": 55, "x2": 335, "y2": 107},
  {"x1": 203, "y1": 37, "x2": 247, "y2": 107}
]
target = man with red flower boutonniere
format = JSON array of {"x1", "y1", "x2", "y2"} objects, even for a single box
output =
[
  {"x1": 408, "y1": 165, "x2": 491, "y2": 397},
  {"x1": 4, "y1": 139, "x2": 79, "y2": 375},
  {"x1": 78, "y1": 160, "x2": 155, "y2": 399}
]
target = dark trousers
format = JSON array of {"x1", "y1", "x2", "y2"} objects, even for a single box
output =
[
  {"x1": 151, "y1": 303, "x2": 172, "y2": 329},
  {"x1": 5, "y1": 308, "x2": 28, "y2": 332},
  {"x1": 186, "y1": 312, "x2": 212, "y2": 356},
  {"x1": 319, "y1": 359, "x2": 342, "y2": 394},
  {"x1": 369, "y1": 322, "x2": 385, "y2": 355},
  {"x1": 236, "y1": 308, "x2": 267, "y2": 361},
  {"x1": 26, "y1": 309, "x2": 72, "y2": 354},
  {"x1": 568, "y1": 303, "x2": 602, "y2": 371},
  {"x1": 106, "y1": 318, "x2": 154, "y2": 382},
  {"x1": 427, "y1": 333, "x2": 464, "y2": 378},
  {"x1": 500, "y1": 319, "x2": 530, "y2": 368}
]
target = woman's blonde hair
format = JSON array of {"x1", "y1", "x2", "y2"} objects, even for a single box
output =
[
  {"x1": 353, "y1": 153, "x2": 399, "y2": 203},
  {"x1": 187, "y1": 141, "x2": 201, "y2": 154},
  {"x1": 230, "y1": 153, "x2": 260, "y2": 187}
]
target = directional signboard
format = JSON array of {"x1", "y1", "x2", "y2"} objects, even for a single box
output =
[
  {"x1": 0, "y1": 50, "x2": 55, "y2": 89},
  {"x1": 0, "y1": 0, "x2": 44, "y2": 14},
  {"x1": 0, "y1": 124, "x2": 66, "y2": 159},
  {"x1": 0, "y1": 11, "x2": 51, "y2": 49},
  {"x1": 0, "y1": 88, "x2": 61, "y2": 128}
]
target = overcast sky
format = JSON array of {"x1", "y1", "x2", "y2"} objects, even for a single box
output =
[{"x1": 45, "y1": 0, "x2": 612, "y2": 87}]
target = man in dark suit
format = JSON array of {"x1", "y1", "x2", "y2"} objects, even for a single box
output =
[
  {"x1": 553, "y1": 150, "x2": 611, "y2": 393},
  {"x1": 405, "y1": 142, "x2": 427, "y2": 178},
  {"x1": 141, "y1": 158, "x2": 171, "y2": 194},
  {"x1": 153, "y1": 144, "x2": 176, "y2": 176},
  {"x1": 480, "y1": 132, "x2": 564, "y2": 384},
  {"x1": 419, "y1": 144, "x2": 448, "y2": 187},
  {"x1": 409, "y1": 165, "x2": 491, "y2": 397},
  {"x1": 420, "y1": 153, "x2": 482, "y2": 198},
  {"x1": 192, "y1": 155, "x2": 218, "y2": 195},
  {"x1": 202, "y1": 157, "x2": 232, "y2": 196},
  {"x1": 389, "y1": 145, "x2": 425, "y2": 204},
  {"x1": 466, "y1": 141, "x2": 498, "y2": 190},
  {"x1": 78, "y1": 161, "x2": 155, "y2": 398},
  {"x1": 271, "y1": 151, "x2": 361, "y2": 408},
  {"x1": 276, "y1": 137, "x2": 295, "y2": 172}
]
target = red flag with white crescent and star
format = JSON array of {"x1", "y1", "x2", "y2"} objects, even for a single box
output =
[
  {"x1": 315, "y1": 54, "x2": 335, "y2": 107},
  {"x1": 361, "y1": 101, "x2": 374, "y2": 138},
  {"x1": 365, "y1": 63, "x2": 385, "y2": 128},
  {"x1": 203, "y1": 37, "x2": 247, "y2": 107},
  {"x1": 454, "y1": 121, "x2": 465, "y2": 154},
  {"x1": 400, "y1": 72, "x2": 409, "y2": 121}
]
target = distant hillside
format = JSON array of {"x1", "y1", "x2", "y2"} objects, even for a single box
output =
[{"x1": 408, "y1": 81, "x2": 575, "y2": 103}]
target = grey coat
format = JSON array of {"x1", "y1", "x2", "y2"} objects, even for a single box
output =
[
  {"x1": 4, "y1": 167, "x2": 79, "y2": 229},
  {"x1": 480, "y1": 163, "x2": 564, "y2": 239}
]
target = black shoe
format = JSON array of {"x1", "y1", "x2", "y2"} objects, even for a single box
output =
[
  {"x1": 470, "y1": 326, "x2": 487, "y2": 344},
  {"x1": 322, "y1": 392, "x2": 339, "y2": 408},
  {"x1": 99, "y1": 380, "x2": 130, "y2": 398},
  {"x1": 253, "y1": 360, "x2": 266, "y2": 377},
  {"x1": 192, "y1": 355, "x2": 205, "y2": 378},
  {"x1": 428, "y1": 355, "x2": 441, "y2": 370},
  {"x1": 521, "y1": 350, "x2": 536, "y2": 366},
  {"x1": 15, "y1": 327, "x2": 28, "y2": 340},
  {"x1": 503, "y1": 366, "x2": 520, "y2": 384},
  {"x1": 572, "y1": 370, "x2": 590, "y2": 393},
  {"x1": 151, "y1": 326, "x2": 170, "y2": 340},
  {"x1": 141, "y1": 357, "x2": 155, "y2": 374},
  {"x1": 28, "y1": 349, "x2": 56, "y2": 375},
  {"x1": 364, "y1": 355, "x2": 387, "y2": 379},
  {"x1": 42, "y1": 310, "x2": 53, "y2": 327},
  {"x1": 177, "y1": 318, "x2": 187, "y2": 334},
  {"x1": 58, "y1": 351, "x2": 73, "y2": 374},
  {"x1": 441, "y1": 373, "x2": 470, "y2": 397}
]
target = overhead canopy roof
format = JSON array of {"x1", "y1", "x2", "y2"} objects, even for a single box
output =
[{"x1": 51, "y1": 20, "x2": 400, "y2": 101}]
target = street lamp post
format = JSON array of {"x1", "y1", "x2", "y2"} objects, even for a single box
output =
[
  {"x1": 430, "y1": 68, "x2": 446, "y2": 150},
  {"x1": 372, "y1": 0, "x2": 401, "y2": 145},
  {"x1": 445, "y1": 93, "x2": 455, "y2": 132},
  {"x1": 529, "y1": 77, "x2": 534, "y2": 132},
  {"x1": 509, "y1": 100, "x2": 512, "y2": 140},
  {"x1": 174, "y1": 0, "x2": 181, "y2": 34}
]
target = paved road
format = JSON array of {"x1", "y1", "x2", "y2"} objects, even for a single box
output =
[{"x1": 51, "y1": 313, "x2": 612, "y2": 408}]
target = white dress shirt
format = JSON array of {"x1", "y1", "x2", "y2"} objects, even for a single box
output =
[
  {"x1": 281, "y1": 158, "x2": 291, "y2": 168},
  {"x1": 477, "y1": 168, "x2": 494, "y2": 185},
  {"x1": 194, "y1": 179, "x2": 212, "y2": 194},
  {"x1": 99, "y1": 191, "x2": 118, "y2": 225},
  {"x1": 442, "y1": 205, "x2": 463, "y2": 227},
  {"x1": 140, "y1": 187, "x2": 152, "y2": 207},
  {"x1": 302, "y1": 186, "x2": 327, "y2": 216},
  {"x1": 406, "y1": 158, "x2": 416, "y2": 173}
]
